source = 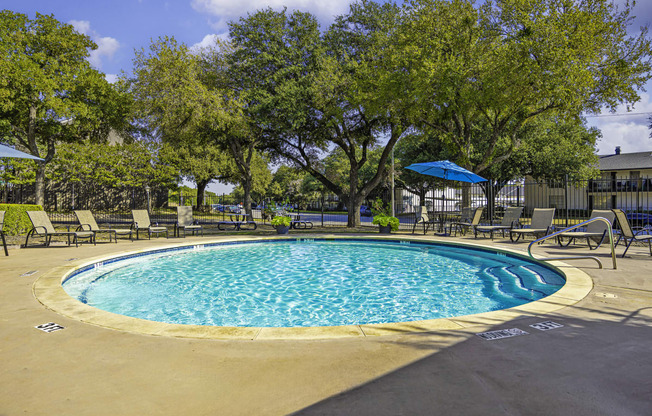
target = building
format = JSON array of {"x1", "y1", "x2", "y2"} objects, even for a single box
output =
[{"x1": 525, "y1": 147, "x2": 652, "y2": 214}]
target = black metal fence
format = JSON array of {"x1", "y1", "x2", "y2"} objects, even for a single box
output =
[{"x1": 3, "y1": 176, "x2": 652, "y2": 231}]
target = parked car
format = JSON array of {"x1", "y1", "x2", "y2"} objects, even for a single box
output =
[
  {"x1": 360, "y1": 205, "x2": 372, "y2": 217},
  {"x1": 211, "y1": 204, "x2": 225, "y2": 212}
]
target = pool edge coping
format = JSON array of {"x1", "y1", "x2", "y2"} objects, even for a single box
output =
[{"x1": 32, "y1": 234, "x2": 594, "y2": 340}]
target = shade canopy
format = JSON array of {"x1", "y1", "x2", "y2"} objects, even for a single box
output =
[
  {"x1": 405, "y1": 160, "x2": 487, "y2": 183},
  {"x1": 0, "y1": 143, "x2": 44, "y2": 161}
]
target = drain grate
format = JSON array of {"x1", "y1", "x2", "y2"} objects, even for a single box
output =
[
  {"x1": 476, "y1": 328, "x2": 528, "y2": 340},
  {"x1": 35, "y1": 322, "x2": 65, "y2": 333},
  {"x1": 529, "y1": 321, "x2": 564, "y2": 331},
  {"x1": 20, "y1": 270, "x2": 38, "y2": 277}
]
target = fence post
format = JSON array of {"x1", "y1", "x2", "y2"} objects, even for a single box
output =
[
  {"x1": 321, "y1": 193, "x2": 324, "y2": 227},
  {"x1": 564, "y1": 174, "x2": 569, "y2": 228}
]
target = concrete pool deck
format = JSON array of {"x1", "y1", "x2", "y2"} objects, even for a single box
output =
[{"x1": 1, "y1": 231, "x2": 651, "y2": 415}]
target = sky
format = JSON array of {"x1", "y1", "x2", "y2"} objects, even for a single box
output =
[{"x1": 4, "y1": 0, "x2": 652, "y2": 192}]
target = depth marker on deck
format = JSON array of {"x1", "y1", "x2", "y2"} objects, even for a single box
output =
[
  {"x1": 529, "y1": 321, "x2": 564, "y2": 331},
  {"x1": 35, "y1": 322, "x2": 65, "y2": 333},
  {"x1": 476, "y1": 328, "x2": 528, "y2": 340}
]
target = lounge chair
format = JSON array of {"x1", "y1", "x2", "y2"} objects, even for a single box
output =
[
  {"x1": 450, "y1": 207, "x2": 484, "y2": 236},
  {"x1": 474, "y1": 206, "x2": 523, "y2": 240},
  {"x1": 556, "y1": 209, "x2": 615, "y2": 250},
  {"x1": 131, "y1": 210, "x2": 168, "y2": 239},
  {"x1": 612, "y1": 209, "x2": 652, "y2": 257},
  {"x1": 74, "y1": 210, "x2": 132, "y2": 242},
  {"x1": 411, "y1": 206, "x2": 437, "y2": 235},
  {"x1": 0, "y1": 211, "x2": 8, "y2": 256},
  {"x1": 509, "y1": 208, "x2": 555, "y2": 242},
  {"x1": 175, "y1": 206, "x2": 203, "y2": 238},
  {"x1": 25, "y1": 210, "x2": 95, "y2": 247}
]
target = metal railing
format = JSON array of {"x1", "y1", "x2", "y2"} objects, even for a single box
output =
[{"x1": 527, "y1": 217, "x2": 617, "y2": 269}]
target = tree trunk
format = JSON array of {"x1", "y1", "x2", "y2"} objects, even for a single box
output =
[
  {"x1": 196, "y1": 179, "x2": 209, "y2": 210},
  {"x1": 35, "y1": 163, "x2": 46, "y2": 207},
  {"x1": 243, "y1": 173, "x2": 253, "y2": 219},
  {"x1": 347, "y1": 167, "x2": 361, "y2": 227}
]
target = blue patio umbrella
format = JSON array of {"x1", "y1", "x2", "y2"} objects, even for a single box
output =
[
  {"x1": 0, "y1": 143, "x2": 44, "y2": 161},
  {"x1": 405, "y1": 160, "x2": 487, "y2": 183}
]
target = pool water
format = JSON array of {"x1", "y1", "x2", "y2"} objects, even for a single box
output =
[{"x1": 63, "y1": 239, "x2": 566, "y2": 327}]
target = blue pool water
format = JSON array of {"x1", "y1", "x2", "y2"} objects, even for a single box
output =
[{"x1": 63, "y1": 239, "x2": 565, "y2": 327}]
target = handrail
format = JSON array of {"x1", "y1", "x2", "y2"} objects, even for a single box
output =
[{"x1": 527, "y1": 217, "x2": 617, "y2": 269}]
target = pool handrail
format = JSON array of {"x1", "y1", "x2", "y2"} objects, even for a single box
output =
[{"x1": 527, "y1": 216, "x2": 617, "y2": 270}]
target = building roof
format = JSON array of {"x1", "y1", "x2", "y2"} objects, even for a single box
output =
[{"x1": 598, "y1": 151, "x2": 652, "y2": 171}]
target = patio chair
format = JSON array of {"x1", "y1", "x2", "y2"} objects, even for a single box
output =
[
  {"x1": 131, "y1": 210, "x2": 168, "y2": 240},
  {"x1": 556, "y1": 209, "x2": 615, "y2": 250},
  {"x1": 0, "y1": 211, "x2": 8, "y2": 256},
  {"x1": 474, "y1": 206, "x2": 523, "y2": 240},
  {"x1": 175, "y1": 206, "x2": 203, "y2": 238},
  {"x1": 74, "y1": 210, "x2": 132, "y2": 243},
  {"x1": 612, "y1": 209, "x2": 652, "y2": 257},
  {"x1": 25, "y1": 211, "x2": 95, "y2": 247},
  {"x1": 411, "y1": 206, "x2": 437, "y2": 235},
  {"x1": 509, "y1": 208, "x2": 555, "y2": 243},
  {"x1": 450, "y1": 207, "x2": 484, "y2": 236}
]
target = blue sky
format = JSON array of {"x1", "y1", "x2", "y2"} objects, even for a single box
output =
[{"x1": 4, "y1": 0, "x2": 652, "y2": 192}]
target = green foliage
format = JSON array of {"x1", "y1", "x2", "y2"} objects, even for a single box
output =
[
  {"x1": 370, "y1": 197, "x2": 398, "y2": 231},
  {"x1": 372, "y1": 214, "x2": 399, "y2": 231},
  {"x1": 46, "y1": 140, "x2": 179, "y2": 189},
  {"x1": 0, "y1": 204, "x2": 42, "y2": 235},
  {"x1": 270, "y1": 215, "x2": 291, "y2": 227}
]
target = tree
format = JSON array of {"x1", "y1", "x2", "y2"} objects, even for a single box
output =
[
  {"x1": 0, "y1": 11, "x2": 128, "y2": 206},
  {"x1": 390, "y1": 0, "x2": 651, "y2": 179},
  {"x1": 124, "y1": 36, "x2": 264, "y2": 218},
  {"x1": 393, "y1": 132, "x2": 453, "y2": 206},
  {"x1": 159, "y1": 143, "x2": 234, "y2": 210},
  {"x1": 229, "y1": 2, "x2": 408, "y2": 227}
]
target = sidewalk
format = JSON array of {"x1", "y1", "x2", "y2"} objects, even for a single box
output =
[{"x1": 1, "y1": 232, "x2": 650, "y2": 415}]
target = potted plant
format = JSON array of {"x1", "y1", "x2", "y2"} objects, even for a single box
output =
[
  {"x1": 271, "y1": 215, "x2": 291, "y2": 234},
  {"x1": 371, "y1": 197, "x2": 399, "y2": 234}
]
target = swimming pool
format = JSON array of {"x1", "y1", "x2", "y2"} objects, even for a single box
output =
[{"x1": 62, "y1": 238, "x2": 566, "y2": 328}]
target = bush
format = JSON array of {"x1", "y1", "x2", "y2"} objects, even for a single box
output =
[
  {"x1": 372, "y1": 214, "x2": 400, "y2": 231},
  {"x1": 0, "y1": 204, "x2": 43, "y2": 236}
]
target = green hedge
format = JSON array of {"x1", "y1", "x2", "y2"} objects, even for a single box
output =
[{"x1": 0, "y1": 204, "x2": 43, "y2": 236}]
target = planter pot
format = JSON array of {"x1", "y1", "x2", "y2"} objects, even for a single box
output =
[
  {"x1": 275, "y1": 225, "x2": 290, "y2": 235},
  {"x1": 378, "y1": 225, "x2": 392, "y2": 234}
]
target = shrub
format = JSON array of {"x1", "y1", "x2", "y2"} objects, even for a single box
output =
[
  {"x1": 271, "y1": 215, "x2": 291, "y2": 227},
  {"x1": 0, "y1": 204, "x2": 43, "y2": 235}
]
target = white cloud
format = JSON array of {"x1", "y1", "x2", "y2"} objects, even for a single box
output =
[
  {"x1": 588, "y1": 91, "x2": 652, "y2": 154},
  {"x1": 191, "y1": 0, "x2": 353, "y2": 31},
  {"x1": 105, "y1": 74, "x2": 119, "y2": 84},
  {"x1": 190, "y1": 33, "x2": 230, "y2": 51},
  {"x1": 69, "y1": 19, "x2": 91, "y2": 35},
  {"x1": 68, "y1": 20, "x2": 120, "y2": 71}
]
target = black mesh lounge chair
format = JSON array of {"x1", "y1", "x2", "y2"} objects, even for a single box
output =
[
  {"x1": 411, "y1": 206, "x2": 437, "y2": 235},
  {"x1": 74, "y1": 210, "x2": 132, "y2": 242},
  {"x1": 612, "y1": 209, "x2": 652, "y2": 257},
  {"x1": 0, "y1": 211, "x2": 8, "y2": 256},
  {"x1": 25, "y1": 211, "x2": 95, "y2": 247},
  {"x1": 131, "y1": 210, "x2": 168, "y2": 239},
  {"x1": 509, "y1": 208, "x2": 555, "y2": 242},
  {"x1": 474, "y1": 206, "x2": 523, "y2": 240},
  {"x1": 175, "y1": 206, "x2": 203, "y2": 238},
  {"x1": 450, "y1": 207, "x2": 484, "y2": 236},
  {"x1": 556, "y1": 209, "x2": 615, "y2": 250}
]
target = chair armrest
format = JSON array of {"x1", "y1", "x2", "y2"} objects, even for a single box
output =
[{"x1": 77, "y1": 224, "x2": 92, "y2": 231}]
